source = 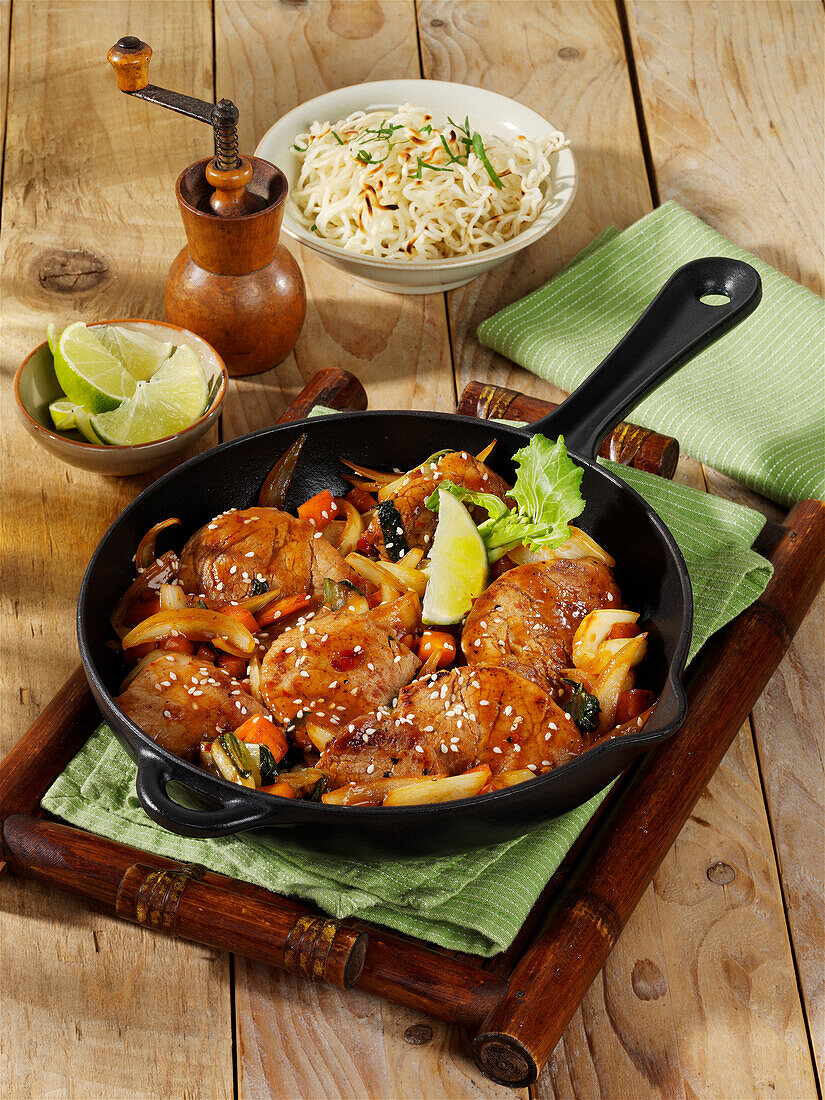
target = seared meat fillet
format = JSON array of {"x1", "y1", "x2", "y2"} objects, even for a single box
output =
[
  {"x1": 368, "y1": 450, "x2": 511, "y2": 554},
  {"x1": 178, "y1": 506, "x2": 357, "y2": 605},
  {"x1": 462, "y1": 558, "x2": 622, "y2": 694},
  {"x1": 259, "y1": 606, "x2": 420, "y2": 733},
  {"x1": 319, "y1": 665, "x2": 583, "y2": 787},
  {"x1": 117, "y1": 651, "x2": 268, "y2": 761}
]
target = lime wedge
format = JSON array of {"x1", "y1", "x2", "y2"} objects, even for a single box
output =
[
  {"x1": 90, "y1": 345, "x2": 208, "y2": 445},
  {"x1": 97, "y1": 325, "x2": 173, "y2": 381},
  {"x1": 74, "y1": 406, "x2": 107, "y2": 444},
  {"x1": 48, "y1": 398, "x2": 79, "y2": 431},
  {"x1": 54, "y1": 322, "x2": 137, "y2": 413},
  {"x1": 422, "y1": 489, "x2": 489, "y2": 625},
  {"x1": 47, "y1": 323, "x2": 60, "y2": 356}
]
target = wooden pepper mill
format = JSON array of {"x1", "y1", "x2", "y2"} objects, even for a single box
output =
[{"x1": 108, "y1": 37, "x2": 306, "y2": 377}]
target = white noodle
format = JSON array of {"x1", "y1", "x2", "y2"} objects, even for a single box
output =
[{"x1": 287, "y1": 104, "x2": 567, "y2": 260}]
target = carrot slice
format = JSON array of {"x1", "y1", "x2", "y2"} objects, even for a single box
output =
[
  {"x1": 160, "y1": 636, "x2": 196, "y2": 655},
  {"x1": 236, "y1": 714, "x2": 288, "y2": 762},
  {"x1": 418, "y1": 630, "x2": 457, "y2": 673},
  {"x1": 615, "y1": 688, "x2": 655, "y2": 724},
  {"x1": 297, "y1": 489, "x2": 339, "y2": 530},
  {"x1": 220, "y1": 605, "x2": 260, "y2": 634},
  {"x1": 255, "y1": 593, "x2": 311, "y2": 629},
  {"x1": 217, "y1": 654, "x2": 248, "y2": 680},
  {"x1": 259, "y1": 781, "x2": 297, "y2": 799}
]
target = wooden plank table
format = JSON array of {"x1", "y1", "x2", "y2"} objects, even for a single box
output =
[{"x1": 1, "y1": 1, "x2": 821, "y2": 1096}]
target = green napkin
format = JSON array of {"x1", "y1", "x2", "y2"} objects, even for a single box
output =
[
  {"x1": 478, "y1": 201, "x2": 825, "y2": 508},
  {"x1": 42, "y1": 463, "x2": 771, "y2": 956}
]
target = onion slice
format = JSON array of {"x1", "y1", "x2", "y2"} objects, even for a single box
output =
[
  {"x1": 135, "y1": 518, "x2": 181, "y2": 572},
  {"x1": 345, "y1": 552, "x2": 402, "y2": 603},
  {"x1": 258, "y1": 434, "x2": 306, "y2": 509},
  {"x1": 121, "y1": 608, "x2": 257, "y2": 657},
  {"x1": 331, "y1": 498, "x2": 363, "y2": 557},
  {"x1": 110, "y1": 551, "x2": 179, "y2": 638}
]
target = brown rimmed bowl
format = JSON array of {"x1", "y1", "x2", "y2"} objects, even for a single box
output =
[{"x1": 14, "y1": 319, "x2": 228, "y2": 476}]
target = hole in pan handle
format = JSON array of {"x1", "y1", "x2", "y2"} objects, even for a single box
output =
[
  {"x1": 134, "y1": 747, "x2": 291, "y2": 837},
  {"x1": 527, "y1": 256, "x2": 762, "y2": 459}
]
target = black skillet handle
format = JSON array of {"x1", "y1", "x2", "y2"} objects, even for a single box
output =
[
  {"x1": 528, "y1": 257, "x2": 762, "y2": 458},
  {"x1": 135, "y1": 747, "x2": 294, "y2": 837}
]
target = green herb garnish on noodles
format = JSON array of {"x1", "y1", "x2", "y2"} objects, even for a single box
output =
[{"x1": 471, "y1": 132, "x2": 504, "y2": 188}]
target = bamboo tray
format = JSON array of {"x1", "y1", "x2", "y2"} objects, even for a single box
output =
[{"x1": 1, "y1": 369, "x2": 823, "y2": 1088}]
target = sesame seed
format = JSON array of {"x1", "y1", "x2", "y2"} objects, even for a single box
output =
[{"x1": 493, "y1": 746, "x2": 502, "y2": 754}]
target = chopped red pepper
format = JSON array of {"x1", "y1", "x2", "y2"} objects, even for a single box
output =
[
  {"x1": 607, "y1": 622, "x2": 641, "y2": 641},
  {"x1": 345, "y1": 487, "x2": 377, "y2": 513},
  {"x1": 124, "y1": 595, "x2": 161, "y2": 626},
  {"x1": 331, "y1": 649, "x2": 360, "y2": 672}
]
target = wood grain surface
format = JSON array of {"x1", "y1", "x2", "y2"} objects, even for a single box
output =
[
  {"x1": 1, "y1": 2, "x2": 822, "y2": 1098},
  {"x1": 0, "y1": 3, "x2": 231, "y2": 1097}
]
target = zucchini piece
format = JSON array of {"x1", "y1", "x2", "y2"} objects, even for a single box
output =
[
  {"x1": 377, "y1": 500, "x2": 409, "y2": 562},
  {"x1": 323, "y1": 577, "x2": 368, "y2": 613},
  {"x1": 246, "y1": 742, "x2": 280, "y2": 786}
]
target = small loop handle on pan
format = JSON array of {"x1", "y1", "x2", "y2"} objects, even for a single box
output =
[
  {"x1": 135, "y1": 748, "x2": 287, "y2": 837},
  {"x1": 528, "y1": 257, "x2": 762, "y2": 459}
]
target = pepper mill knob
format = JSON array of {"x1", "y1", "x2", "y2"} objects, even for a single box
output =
[{"x1": 107, "y1": 36, "x2": 152, "y2": 93}]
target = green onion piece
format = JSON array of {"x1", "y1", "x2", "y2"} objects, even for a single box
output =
[
  {"x1": 331, "y1": 130, "x2": 345, "y2": 145},
  {"x1": 292, "y1": 143, "x2": 307, "y2": 152},
  {"x1": 310, "y1": 224, "x2": 318, "y2": 232},
  {"x1": 471, "y1": 132, "x2": 504, "y2": 189}
]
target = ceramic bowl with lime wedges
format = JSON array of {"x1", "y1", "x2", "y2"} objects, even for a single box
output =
[{"x1": 14, "y1": 320, "x2": 227, "y2": 475}]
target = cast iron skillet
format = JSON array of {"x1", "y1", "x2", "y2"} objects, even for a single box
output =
[{"x1": 78, "y1": 257, "x2": 761, "y2": 858}]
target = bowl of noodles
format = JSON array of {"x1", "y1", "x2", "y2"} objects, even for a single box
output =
[{"x1": 255, "y1": 80, "x2": 576, "y2": 294}]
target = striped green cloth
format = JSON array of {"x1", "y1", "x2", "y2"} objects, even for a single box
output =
[
  {"x1": 42, "y1": 463, "x2": 771, "y2": 956},
  {"x1": 478, "y1": 201, "x2": 825, "y2": 508}
]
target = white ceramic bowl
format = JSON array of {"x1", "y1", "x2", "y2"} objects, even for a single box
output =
[
  {"x1": 255, "y1": 80, "x2": 577, "y2": 295},
  {"x1": 14, "y1": 320, "x2": 227, "y2": 476}
]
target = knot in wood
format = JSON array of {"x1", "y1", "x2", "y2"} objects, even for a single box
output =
[
  {"x1": 557, "y1": 46, "x2": 580, "y2": 60},
  {"x1": 631, "y1": 957, "x2": 668, "y2": 1001},
  {"x1": 403, "y1": 1023, "x2": 434, "y2": 1045},
  {"x1": 37, "y1": 249, "x2": 109, "y2": 294},
  {"x1": 430, "y1": 18, "x2": 445, "y2": 27},
  {"x1": 707, "y1": 861, "x2": 735, "y2": 885}
]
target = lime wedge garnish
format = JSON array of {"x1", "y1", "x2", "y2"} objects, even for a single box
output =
[
  {"x1": 54, "y1": 322, "x2": 137, "y2": 413},
  {"x1": 97, "y1": 325, "x2": 173, "y2": 381},
  {"x1": 422, "y1": 489, "x2": 489, "y2": 625},
  {"x1": 90, "y1": 345, "x2": 208, "y2": 445},
  {"x1": 48, "y1": 398, "x2": 80, "y2": 431}
]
